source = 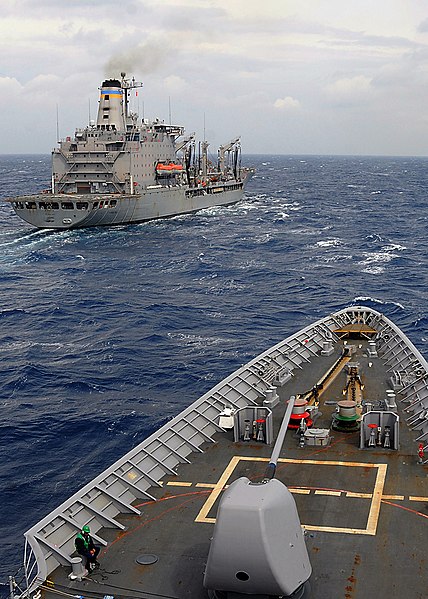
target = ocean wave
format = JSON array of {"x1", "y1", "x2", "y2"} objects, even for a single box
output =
[
  {"x1": 352, "y1": 296, "x2": 405, "y2": 310},
  {"x1": 1, "y1": 153, "x2": 428, "y2": 584},
  {"x1": 314, "y1": 238, "x2": 344, "y2": 248}
]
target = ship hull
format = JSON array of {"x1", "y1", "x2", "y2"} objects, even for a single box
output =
[{"x1": 9, "y1": 181, "x2": 248, "y2": 230}]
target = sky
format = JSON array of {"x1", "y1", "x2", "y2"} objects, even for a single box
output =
[{"x1": 2, "y1": 0, "x2": 428, "y2": 155}]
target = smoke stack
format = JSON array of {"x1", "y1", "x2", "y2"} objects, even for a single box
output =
[{"x1": 96, "y1": 79, "x2": 126, "y2": 131}]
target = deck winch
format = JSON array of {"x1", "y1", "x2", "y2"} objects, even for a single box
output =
[
  {"x1": 332, "y1": 400, "x2": 360, "y2": 432},
  {"x1": 287, "y1": 397, "x2": 313, "y2": 430},
  {"x1": 332, "y1": 362, "x2": 363, "y2": 432}
]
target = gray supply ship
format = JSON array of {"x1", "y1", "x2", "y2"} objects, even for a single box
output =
[
  {"x1": 6, "y1": 75, "x2": 253, "y2": 229},
  {"x1": 8, "y1": 305, "x2": 428, "y2": 599}
]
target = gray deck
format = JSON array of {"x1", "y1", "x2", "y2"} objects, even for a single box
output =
[{"x1": 41, "y1": 337, "x2": 427, "y2": 599}]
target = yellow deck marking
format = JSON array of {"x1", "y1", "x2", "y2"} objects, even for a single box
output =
[
  {"x1": 409, "y1": 496, "x2": 428, "y2": 502},
  {"x1": 166, "y1": 481, "x2": 192, "y2": 487},
  {"x1": 382, "y1": 494, "x2": 404, "y2": 500},
  {"x1": 346, "y1": 492, "x2": 372, "y2": 498},
  {"x1": 195, "y1": 456, "x2": 387, "y2": 535},
  {"x1": 167, "y1": 483, "x2": 406, "y2": 498},
  {"x1": 195, "y1": 455, "x2": 240, "y2": 524},
  {"x1": 366, "y1": 463, "x2": 387, "y2": 535},
  {"x1": 302, "y1": 355, "x2": 351, "y2": 404},
  {"x1": 303, "y1": 524, "x2": 369, "y2": 534}
]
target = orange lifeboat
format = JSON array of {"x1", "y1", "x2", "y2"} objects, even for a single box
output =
[{"x1": 156, "y1": 162, "x2": 184, "y2": 175}]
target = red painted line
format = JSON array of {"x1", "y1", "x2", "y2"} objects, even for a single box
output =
[
  {"x1": 381, "y1": 499, "x2": 428, "y2": 520},
  {"x1": 101, "y1": 490, "x2": 212, "y2": 555},
  {"x1": 134, "y1": 489, "x2": 212, "y2": 508}
]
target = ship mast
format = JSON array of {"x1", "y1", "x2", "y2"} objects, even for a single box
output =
[{"x1": 120, "y1": 72, "x2": 143, "y2": 121}]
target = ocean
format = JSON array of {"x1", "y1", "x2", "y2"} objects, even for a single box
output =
[{"x1": 1, "y1": 153, "x2": 427, "y2": 592}]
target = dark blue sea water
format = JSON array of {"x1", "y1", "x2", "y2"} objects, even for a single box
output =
[{"x1": 1, "y1": 154, "x2": 427, "y2": 591}]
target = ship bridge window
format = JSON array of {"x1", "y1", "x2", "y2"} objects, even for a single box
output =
[
  {"x1": 14, "y1": 201, "x2": 25, "y2": 209},
  {"x1": 25, "y1": 201, "x2": 37, "y2": 209},
  {"x1": 109, "y1": 200, "x2": 117, "y2": 207},
  {"x1": 76, "y1": 202, "x2": 89, "y2": 210},
  {"x1": 61, "y1": 202, "x2": 74, "y2": 210}
]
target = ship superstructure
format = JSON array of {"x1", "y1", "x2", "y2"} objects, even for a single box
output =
[{"x1": 7, "y1": 74, "x2": 252, "y2": 229}]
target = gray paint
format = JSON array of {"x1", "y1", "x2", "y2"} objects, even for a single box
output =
[
  {"x1": 7, "y1": 75, "x2": 252, "y2": 229},
  {"x1": 203, "y1": 477, "x2": 312, "y2": 596}
]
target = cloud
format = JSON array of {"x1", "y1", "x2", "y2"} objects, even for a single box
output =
[
  {"x1": 25, "y1": 74, "x2": 62, "y2": 95},
  {"x1": 324, "y1": 75, "x2": 374, "y2": 104},
  {"x1": 273, "y1": 96, "x2": 301, "y2": 110},
  {"x1": 163, "y1": 75, "x2": 187, "y2": 92},
  {"x1": 1, "y1": 0, "x2": 428, "y2": 155},
  {"x1": 0, "y1": 76, "x2": 23, "y2": 96},
  {"x1": 417, "y1": 18, "x2": 428, "y2": 33}
]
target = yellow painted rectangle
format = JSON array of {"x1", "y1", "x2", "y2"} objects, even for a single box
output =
[
  {"x1": 290, "y1": 488, "x2": 311, "y2": 495},
  {"x1": 195, "y1": 455, "x2": 387, "y2": 536},
  {"x1": 196, "y1": 483, "x2": 217, "y2": 488},
  {"x1": 409, "y1": 496, "x2": 428, "y2": 502}
]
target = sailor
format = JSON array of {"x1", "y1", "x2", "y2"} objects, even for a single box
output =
[{"x1": 75, "y1": 525, "x2": 100, "y2": 573}]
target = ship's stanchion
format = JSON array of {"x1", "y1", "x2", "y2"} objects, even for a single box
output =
[
  {"x1": 8, "y1": 576, "x2": 17, "y2": 599},
  {"x1": 256, "y1": 420, "x2": 265, "y2": 442},
  {"x1": 368, "y1": 424, "x2": 377, "y2": 447},
  {"x1": 298, "y1": 418, "x2": 307, "y2": 448},
  {"x1": 384, "y1": 426, "x2": 391, "y2": 448},
  {"x1": 243, "y1": 420, "x2": 251, "y2": 441}
]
